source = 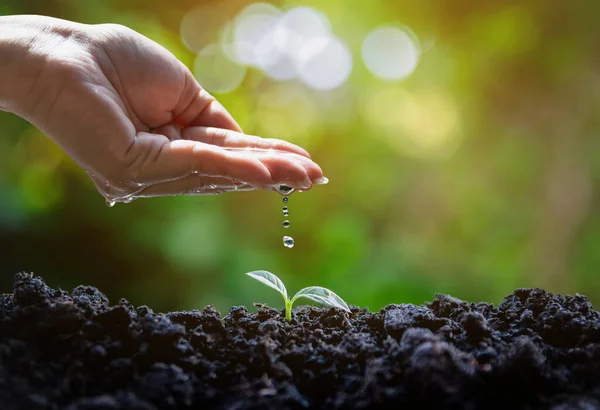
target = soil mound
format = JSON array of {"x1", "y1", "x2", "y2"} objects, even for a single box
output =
[{"x1": 1, "y1": 273, "x2": 600, "y2": 409}]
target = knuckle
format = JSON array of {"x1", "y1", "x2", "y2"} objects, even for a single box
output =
[{"x1": 95, "y1": 23, "x2": 131, "y2": 38}]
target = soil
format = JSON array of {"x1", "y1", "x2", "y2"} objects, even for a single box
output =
[{"x1": 1, "y1": 273, "x2": 600, "y2": 410}]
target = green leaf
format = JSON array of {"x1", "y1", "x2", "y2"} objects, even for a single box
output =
[
  {"x1": 292, "y1": 286, "x2": 350, "y2": 312},
  {"x1": 245, "y1": 270, "x2": 288, "y2": 301}
]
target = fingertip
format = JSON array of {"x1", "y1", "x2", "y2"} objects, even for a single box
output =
[
  {"x1": 261, "y1": 157, "x2": 311, "y2": 189},
  {"x1": 292, "y1": 146, "x2": 312, "y2": 160},
  {"x1": 313, "y1": 176, "x2": 329, "y2": 185},
  {"x1": 211, "y1": 100, "x2": 243, "y2": 133},
  {"x1": 195, "y1": 99, "x2": 242, "y2": 132},
  {"x1": 175, "y1": 82, "x2": 242, "y2": 132},
  {"x1": 294, "y1": 156, "x2": 324, "y2": 182},
  {"x1": 264, "y1": 138, "x2": 311, "y2": 159}
]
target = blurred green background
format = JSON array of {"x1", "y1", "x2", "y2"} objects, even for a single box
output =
[{"x1": 1, "y1": 0, "x2": 599, "y2": 313}]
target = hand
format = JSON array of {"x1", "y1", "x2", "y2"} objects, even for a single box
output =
[{"x1": 0, "y1": 16, "x2": 325, "y2": 202}]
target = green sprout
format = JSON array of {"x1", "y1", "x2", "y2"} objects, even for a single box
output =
[{"x1": 245, "y1": 270, "x2": 351, "y2": 321}]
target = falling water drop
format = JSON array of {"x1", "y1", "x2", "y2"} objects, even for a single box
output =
[
  {"x1": 275, "y1": 185, "x2": 295, "y2": 195},
  {"x1": 283, "y1": 236, "x2": 295, "y2": 248},
  {"x1": 280, "y1": 192, "x2": 292, "y2": 248}
]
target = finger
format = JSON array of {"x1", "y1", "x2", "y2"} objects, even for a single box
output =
[
  {"x1": 173, "y1": 71, "x2": 242, "y2": 132},
  {"x1": 211, "y1": 148, "x2": 323, "y2": 189},
  {"x1": 254, "y1": 150, "x2": 324, "y2": 185},
  {"x1": 261, "y1": 154, "x2": 312, "y2": 189},
  {"x1": 152, "y1": 123, "x2": 182, "y2": 140},
  {"x1": 181, "y1": 128, "x2": 323, "y2": 184},
  {"x1": 182, "y1": 127, "x2": 311, "y2": 159},
  {"x1": 133, "y1": 175, "x2": 255, "y2": 197},
  {"x1": 131, "y1": 133, "x2": 272, "y2": 186},
  {"x1": 129, "y1": 133, "x2": 322, "y2": 190}
]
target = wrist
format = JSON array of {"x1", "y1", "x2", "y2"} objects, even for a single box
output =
[
  {"x1": 0, "y1": 15, "x2": 81, "y2": 117},
  {"x1": 0, "y1": 16, "x2": 41, "y2": 114}
]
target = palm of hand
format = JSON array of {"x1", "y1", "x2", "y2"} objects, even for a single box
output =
[{"x1": 33, "y1": 24, "x2": 322, "y2": 202}]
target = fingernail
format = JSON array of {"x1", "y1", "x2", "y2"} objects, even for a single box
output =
[{"x1": 313, "y1": 176, "x2": 329, "y2": 185}]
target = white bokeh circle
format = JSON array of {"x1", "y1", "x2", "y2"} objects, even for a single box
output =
[
  {"x1": 362, "y1": 25, "x2": 420, "y2": 81},
  {"x1": 193, "y1": 44, "x2": 247, "y2": 94},
  {"x1": 296, "y1": 36, "x2": 353, "y2": 90}
]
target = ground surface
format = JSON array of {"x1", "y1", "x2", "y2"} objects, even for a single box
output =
[{"x1": 1, "y1": 273, "x2": 600, "y2": 409}]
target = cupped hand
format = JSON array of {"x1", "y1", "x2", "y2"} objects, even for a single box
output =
[{"x1": 15, "y1": 17, "x2": 325, "y2": 202}]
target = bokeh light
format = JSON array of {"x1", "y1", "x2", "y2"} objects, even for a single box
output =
[
  {"x1": 193, "y1": 44, "x2": 246, "y2": 94},
  {"x1": 362, "y1": 25, "x2": 420, "y2": 81},
  {"x1": 227, "y1": 3, "x2": 282, "y2": 68},
  {"x1": 365, "y1": 87, "x2": 461, "y2": 159},
  {"x1": 219, "y1": 3, "x2": 352, "y2": 90},
  {"x1": 276, "y1": 6, "x2": 331, "y2": 47},
  {"x1": 264, "y1": 6, "x2": 333, "y2": 81},
  {"x1": 180, "y1": 4, "x2": 229, "y2": 54},
  {"x1": 395, "y1": 90, "x2": 461, "y2": 159},
  {"x1": 256, "y1": 84, "x2": 320, "y2": 147},
  {"x1": 297, "y1": 36, "x2": 353, "y2": 90}
]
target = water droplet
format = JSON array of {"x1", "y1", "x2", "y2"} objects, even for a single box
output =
[
  {"x1": 283, "y1": 211, "x2": 289, "y2": 216},
  {"x1": 282, "y1": 206, "x2": 288, "y2": 214},
  {"x1": 283, "y1": 196, "x2": 289, "y2": 203},
  {"x1": 283, "y1": 220, "x2": 290, "y2": 228},
  {"x1": 106, "y1": 200, "x2": 115, "y2": 207},
  {"x1": 283, "y1": 236, "x2": 294, "y2": 248},
  {"x1": 274, "y1": 185, "x2": 295, "y2": 195}
]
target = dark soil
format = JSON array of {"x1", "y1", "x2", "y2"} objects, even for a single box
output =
[{"x1": 2, "y1": 273, "x2": 600, "y2": 410}]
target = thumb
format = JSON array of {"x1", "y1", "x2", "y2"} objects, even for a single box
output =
[{"x1": 172, "y1": 69, "x2": 242, "y2": 132}]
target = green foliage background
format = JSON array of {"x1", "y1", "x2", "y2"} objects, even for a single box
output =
[{"x1": 1, "y1": 0, "x2": 599, "y2": 313}]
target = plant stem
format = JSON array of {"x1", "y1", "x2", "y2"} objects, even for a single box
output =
[{"x1": 285, "y1": 301, "x2": 292, "y2": 321}]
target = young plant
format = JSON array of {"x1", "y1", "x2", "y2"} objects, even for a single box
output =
[{"x1": 245, "y1": 270, "x2": 351, "y2": 321}]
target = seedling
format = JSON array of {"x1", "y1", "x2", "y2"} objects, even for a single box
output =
[{"x1": 245, "y1": 270, "x2": 351, "y2": 321}]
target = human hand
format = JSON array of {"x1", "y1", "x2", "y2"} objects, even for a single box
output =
[{"x1": 0, "y1": 16, "x2": 326, "y2": 203}]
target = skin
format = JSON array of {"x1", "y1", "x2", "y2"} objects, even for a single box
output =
[{"x1": 0, "y1": 15, "x2": 326, "y2": 202}]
